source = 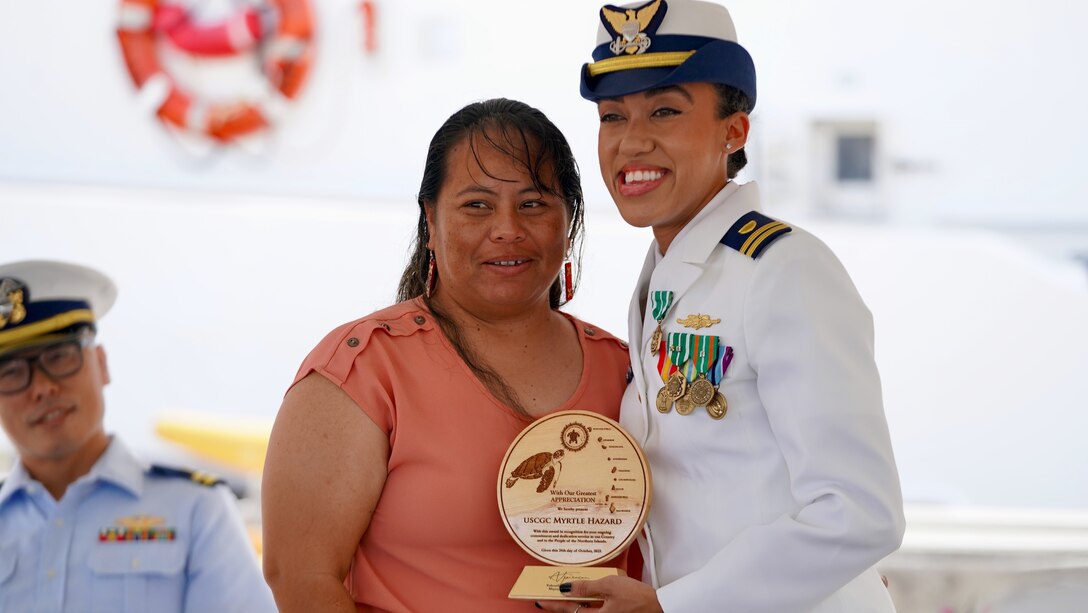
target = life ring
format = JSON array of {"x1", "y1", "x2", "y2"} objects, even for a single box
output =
[{"x1": 116, "y1": 0, "x2": 315, "y2": 142}]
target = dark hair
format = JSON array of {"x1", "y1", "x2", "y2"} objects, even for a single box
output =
[
  {"x1": 395, "y1": 98, "x2": 585, "y2": 417},
  {"x1": 713, "y1": 83, "x2": 751, "y2": 179},
  {"x1": 396, "y1": 98, "x2": 584, "y2": 305}
]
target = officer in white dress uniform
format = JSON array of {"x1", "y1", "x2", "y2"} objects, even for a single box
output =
[
  {"x1": 0, "y1": 260, "x2": 275, "y2": 613},
  {"x1": 543, "y1": 2, "x2": 906, "y2": 612}
]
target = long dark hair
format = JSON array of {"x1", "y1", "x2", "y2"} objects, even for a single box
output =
[{"x1": 396, "y1": 98, "x2": 586, "y2": 417}]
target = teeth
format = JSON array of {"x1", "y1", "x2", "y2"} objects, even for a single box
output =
[
  {"x1": 493, "y1": 260, "x2": 525, "y2": 266},
  {"x1": 39, "y1": 409, "x2": 66, "y2": 423},
  {"x1": 625, "y1": 170, "x2": 663, "y2": 183}
]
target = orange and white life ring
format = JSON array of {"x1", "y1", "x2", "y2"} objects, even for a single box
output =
[{"x1": 116, "y1": 0, "x2": 315, "y2": 142}]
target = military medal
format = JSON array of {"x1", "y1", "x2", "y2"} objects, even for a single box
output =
[
  {"x1": 654, "y1": 329, "x2": 688, "y2": 413},
  {"x1": 655, "y1": 332, "x2": 695, "y2": 415},
  {"x1": 688, "y1": 378, "x2": 714, "y2": 406},
  {"x1": 665, "y1": 371, "x2": 686, "y2": 399},
  {"x1": 704, "y1": 344, "x2": 735, "y2": 420},
  {"x1": 706, "y1": 392, "x2": 728, "y2": 419},
  {"x1": 675, "y1": 393, "x2": 696, "y2": 415},
  {"x1": 688, "y1": 335, "x2": 718, "y2": 406},
  {"x1": 649, "y1": 326, "x2": 663, "y2": 355},
  {"x1": 654, "y1": 330, "x2": 680, "y2": 413},
  {"x1": 665, "y1": 332, "x2": 693, "y2": 399},
  {"x1": 647, "y1": 290, "x2": 674, "y2": 356},
  {"x1": 655, "y1": 387, "x2": 672, "y2": 413},
  {"x1": 674, "y1": 340, "x2": 699, "y2": 415}
]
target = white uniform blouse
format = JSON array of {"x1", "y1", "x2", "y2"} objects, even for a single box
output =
[{"x1": 620, "y1": 181, "x2": 906, "y2": 612}]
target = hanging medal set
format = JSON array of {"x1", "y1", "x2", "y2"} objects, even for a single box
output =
[{"x1": 647, "y1": 291, "x2": 733, "y2": 420}]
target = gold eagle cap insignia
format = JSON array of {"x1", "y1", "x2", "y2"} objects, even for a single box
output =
[
  {"x1": 0, "y1": 278, "x2": 27, "y2": 329},
  {"x1": 677, "y1": 314, "x2": 721, "y2": 330},
  {"x1": 602, "y1": 0, "x2": 663, "y2": 55}
]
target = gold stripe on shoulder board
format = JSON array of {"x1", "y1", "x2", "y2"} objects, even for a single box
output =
[{"x1": 741, "y1": 221, "x2": 788, "y2": 256}]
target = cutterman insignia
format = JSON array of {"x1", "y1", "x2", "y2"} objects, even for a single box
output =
[
  {"x1": 116, "y1": 514, "x2": 165, "y2": 531},
  {"x1": 720, "y1": 211, "x2": 792, "y2": 258},
  {"x1": 676, "y1": 314, "x2": 721, "y2": 330}
]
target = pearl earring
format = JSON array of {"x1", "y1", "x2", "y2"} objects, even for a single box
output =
[{"x1": 726, "y1": 143, "x2": 732, "y2": 150}]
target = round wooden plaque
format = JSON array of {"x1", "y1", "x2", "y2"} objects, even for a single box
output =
[{"x1": 497, "y1": 410, "x2": 652, "y2": 566}]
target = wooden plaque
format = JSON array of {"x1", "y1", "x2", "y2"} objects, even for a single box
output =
[{"x1": 497, "y1": 410, "x2": 652, "y2": 599}]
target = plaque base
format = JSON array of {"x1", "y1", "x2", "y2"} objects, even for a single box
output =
[{"x1": 508, "y1": 566, "x2": 622, "y2": 601}]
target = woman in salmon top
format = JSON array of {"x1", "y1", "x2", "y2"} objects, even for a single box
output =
[{"x1": 261, "y1": 98, "x2": 632, "y2": 612}]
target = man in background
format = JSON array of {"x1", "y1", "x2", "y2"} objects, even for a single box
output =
[{"x1": 0, "y1": 259, "x2": 275, "y2": 612}]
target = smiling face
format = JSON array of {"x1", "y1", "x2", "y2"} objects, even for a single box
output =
[
  {"x1": 597, "y1": 82, "x2": 749, "y2": 252},
  {"x1": 425, "y1": 130, "x2": 572, "y2": 320},
  {"x1": 0, "y1": 333, "x2": 111, "y2": 476}
]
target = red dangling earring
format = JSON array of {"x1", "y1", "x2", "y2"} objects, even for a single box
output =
[
  {"x1": 563, "y1": 260, "x2": 574, "y2": 302},
  {"x1": 425, "y1": 250, "x2": 437, "y2": 298}
]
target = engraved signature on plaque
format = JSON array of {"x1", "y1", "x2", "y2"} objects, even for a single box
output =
[{"x1": 548, "y1": 570, "x2": 591, "y2": 584}]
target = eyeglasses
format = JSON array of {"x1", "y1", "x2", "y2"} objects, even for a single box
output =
[{"x1": 0, "y1": 335, "x2": 94, "y2": 395}]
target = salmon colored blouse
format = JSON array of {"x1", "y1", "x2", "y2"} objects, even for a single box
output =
[{"x1": 292, "y1": 299, "x2": 632, "y2": 612}]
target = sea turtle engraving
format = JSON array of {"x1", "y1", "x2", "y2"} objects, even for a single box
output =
[{"x1": 505, "y1": 449, "x2": 564, "y2": 493}]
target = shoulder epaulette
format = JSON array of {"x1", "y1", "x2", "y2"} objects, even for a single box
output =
[
  {"x1": 342, "y1": 308, "x2": 433, "y2": 350},
  {"x1": 148, "y1": 464, "x2": 225, "y2": 487},
  {"x1": 720, "y1": 211, "x2": 792, "y2": 258}
]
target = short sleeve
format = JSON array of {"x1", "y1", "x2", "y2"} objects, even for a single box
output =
[{"x1": 290, "y1": 304, "x2": 437, "y2": 437}]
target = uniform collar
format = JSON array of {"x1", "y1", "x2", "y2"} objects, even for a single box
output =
[
  {"x1": 667, "y1": 181, "x2": 761, "y2": 264},
  {"x1": 0, "y1": 437, "x2": 145, "y2": 508},
  {"x1": 84, "y1": 437, "x2": 146, "y2": 497}
]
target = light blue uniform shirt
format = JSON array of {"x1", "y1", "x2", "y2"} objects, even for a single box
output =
[{"x1": 0, "y1": 438, "x2": 276, "y2": 613}]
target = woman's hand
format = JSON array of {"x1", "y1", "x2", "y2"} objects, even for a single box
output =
[{"x1": 536, "y1": 575, "x2": 664, "y2": 613}]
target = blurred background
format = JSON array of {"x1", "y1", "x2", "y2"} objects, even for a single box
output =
[{"x1": 2, "y1": 1, "x2": 1086, "y2": 610}]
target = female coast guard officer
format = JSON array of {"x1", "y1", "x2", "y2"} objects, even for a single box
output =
[
  {"x1": 545, "y1": 1, "x2": 906, "y2": 611},
  {"x1": 0, "y1": 260, "x2": 275, "y2": 613}
]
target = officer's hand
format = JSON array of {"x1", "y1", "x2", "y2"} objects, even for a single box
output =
[{"x1": 535, "y1": 575, "x2": 663, "y2": 613}]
